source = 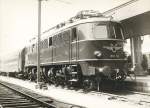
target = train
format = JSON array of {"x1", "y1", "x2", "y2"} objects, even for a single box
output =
[{"x1": 0, "y1": 10, "x2": 129, "y2": 90}]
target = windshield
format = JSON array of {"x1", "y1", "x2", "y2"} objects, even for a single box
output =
[
  {"x1": 76, "y1": 22, "x2": 124, "y2": 41},
  {"x1": 93, "y1": 22, "x2": 124, "y2": 39},
  {"x1": 109, "y1": 22, "x2": 124, "y2": 39},
  {"x1": 94, "y1": 24, "x2": 108, "y2": 38}
]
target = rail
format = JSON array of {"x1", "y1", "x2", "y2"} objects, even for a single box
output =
[{"x1": 0, "y1": 81, "x2": 56, "y2": 108}]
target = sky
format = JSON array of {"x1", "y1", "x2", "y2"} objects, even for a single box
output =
[
  {"x1": 0, "y1": 0, "x2": 149, "y2": 57},
  {"x1": 0, "y1": 0, "x2": 131, "y2": 56}
]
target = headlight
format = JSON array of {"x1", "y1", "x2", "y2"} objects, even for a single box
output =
[
  {"x1": 94, "y1": 51, "x2": 102, "y2": 58},
  {"x1": 98, "y1": 68, "x2": 103, "y2": 72}
]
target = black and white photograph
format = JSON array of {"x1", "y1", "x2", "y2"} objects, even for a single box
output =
[{"x1": 0, "y1": 0, "x2": 150, "y2": 108}]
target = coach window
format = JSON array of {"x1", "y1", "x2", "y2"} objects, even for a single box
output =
[
  {"x1": 72, "y1": 28, "x2": 77, "y2": 42},
  {"x1": 49, "y1": 37, "x2": 52, "y2": 47}
]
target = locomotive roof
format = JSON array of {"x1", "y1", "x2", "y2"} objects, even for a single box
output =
[
  {"x1": 28, "y1": 17, "x2": 116, "y2": 45},
  {"x1": 28, "y1": 10, "x2": 119, "y2": 45},
  {"x1": 41, "y1": 17, "x2": 117, "y2": 39}
]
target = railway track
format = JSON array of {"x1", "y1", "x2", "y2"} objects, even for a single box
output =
[
  {"x1": 1, "y1": 76, "x2": 150, "y2": 107},
  {"x1": 0, "y1": 81, "x2": 56, "y2": 108},
  {"x1": 0, "y1": 80, "x2": 85, "y2": 108}
]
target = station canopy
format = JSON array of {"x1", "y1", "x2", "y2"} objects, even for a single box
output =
[{"x1": 103, "y1": 0, "x2": 150, "y2": 39}]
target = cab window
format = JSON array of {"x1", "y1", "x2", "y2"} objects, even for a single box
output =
[
  {"x1": 94, "y1": 24, "x2": 108, "y2": 39},
  {"x1": 109, "y1": 23, "x2": 124, "y2": 39}
]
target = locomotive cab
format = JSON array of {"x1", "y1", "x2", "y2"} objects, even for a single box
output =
[{"x1": 75, "y1": 21, "x2": 127, "y2": 81}]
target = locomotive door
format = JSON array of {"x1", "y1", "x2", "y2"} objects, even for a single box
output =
[{"x1": 71, "y1": 28, "x2": 78, "y2": 62}]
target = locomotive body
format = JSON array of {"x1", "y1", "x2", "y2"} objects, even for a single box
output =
[
  {"x1": 0, "y1": 10, "x2": 128, "y2": 90},
  {"x1": 24, "y1": 10, "x2": 128, "y2": 89}
]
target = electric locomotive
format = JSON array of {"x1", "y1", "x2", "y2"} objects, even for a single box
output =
[{"x1": 24, "y1": 10, "x2": 128, "y2": 89}]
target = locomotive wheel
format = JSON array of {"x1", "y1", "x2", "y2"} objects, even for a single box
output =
[
  {"x1": 128, "y1": 71, "x2": 136, "y2": 81},
  {"x1": 111, "y1": 70, "x2": 127, "y2": 81},
  {"x1": 117, "y1": 71, "x2": 127, "y2": 81},
  {"x1": 83, "y1": 78, "x2": 95, "y2": 91}
]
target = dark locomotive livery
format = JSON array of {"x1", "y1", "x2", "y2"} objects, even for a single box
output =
[{"x1": 1, "y1": 10, "x2": 129, "y2": 90}]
